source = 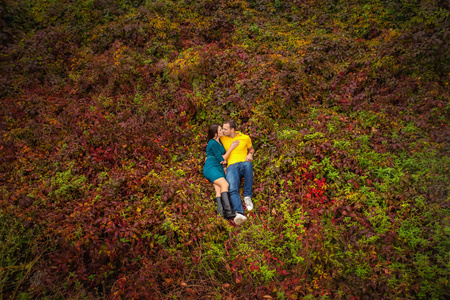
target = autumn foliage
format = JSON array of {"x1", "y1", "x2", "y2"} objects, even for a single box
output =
[{"x1": 1, "y1": 0, "x2": 449, "y2": 299}]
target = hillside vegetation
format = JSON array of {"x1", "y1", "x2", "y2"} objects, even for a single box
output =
[{"x1": 1, "y1": 0, "x2": 449, "y2": 299}]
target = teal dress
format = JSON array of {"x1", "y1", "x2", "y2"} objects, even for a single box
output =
[{"x1": 203, "y1": 139, "x2": 226, "y2": 183}]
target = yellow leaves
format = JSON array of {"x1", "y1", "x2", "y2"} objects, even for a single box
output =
[
  {"x1": 167, "y1": 48, "x2": 202, "y2": 78},
  {"x1": 113, "y1": 44, "x2": 128, "y2": 66},
  {"x1": 149, "y1": 15, "x2": 179, "y2": 39},
  {"x1": 384, "y1": 28, "x2": 400, "y2": 41},
  {"x1": 176, "y1": 7, "x2": 210, "y2": 30},
  {"x1": 48, "y1": 118, "x2": 59, "y2": 126},
  {"x1": 162, "y1": 206, "x2": 173, "y2": 218},
  {"x1": 295, "y1": 39, "x2": 310, "y2": 54},
  {"x1": 151, "y1": 17, "x2": 165, "y2": 31},
  {"x1": 164, "y1": 278, "x2": 173, "y2": 285},
  {"x1": 311, "y1": 278, "x2": 320, "y2": 289},
  {"x1": 226, "y1": 0, "x2": 250, "y2": 10}
]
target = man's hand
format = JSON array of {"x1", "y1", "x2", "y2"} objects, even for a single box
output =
[{"x1": 245, "y1": 153, "x2": 253, "y2": 162}]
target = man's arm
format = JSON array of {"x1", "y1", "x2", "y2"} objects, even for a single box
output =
[{"x1": 245, "y1": 146, "x2": 255, "y2": 162}]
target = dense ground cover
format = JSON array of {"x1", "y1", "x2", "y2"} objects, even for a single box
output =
[{"x1": 1, "y1": 0, "x2": 449, "y2": 299}]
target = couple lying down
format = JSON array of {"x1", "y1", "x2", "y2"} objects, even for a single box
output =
[{"x1": 202, "y1": 120, "x2": 255, "y2": 226}]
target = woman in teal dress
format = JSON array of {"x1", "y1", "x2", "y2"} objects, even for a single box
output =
[{"x1": 203, "y1": 124, "x2": 239, "y2": 219}]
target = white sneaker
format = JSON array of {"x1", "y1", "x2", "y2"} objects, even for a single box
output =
[
  {"x1": 244, "y1": 197, "x2": 253, "y2": 211},
  {"x1": 234, "y1": 213, "x2": 247, "y2": 226}
]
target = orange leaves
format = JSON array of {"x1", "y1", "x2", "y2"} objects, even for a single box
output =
[{"x1": 104, "y1": 220, "x2": 117, "y2": 234}]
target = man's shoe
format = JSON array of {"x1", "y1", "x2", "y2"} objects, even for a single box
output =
[
  {"x1": 234, "y1": 213, "x2": 247, "y2": 226},
  {"x1": 243, "y1": 196, "x2": 253, "y2": 211}
]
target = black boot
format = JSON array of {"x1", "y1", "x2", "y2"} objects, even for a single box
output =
[
  {"x1": 221, "y1": 192, "x2": 235, "y2": 219},
  {"x1": 214, "y1": 197, "x2": 224, "y2": 217}
]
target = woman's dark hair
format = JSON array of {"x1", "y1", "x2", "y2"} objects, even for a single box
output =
[{"x1": 207, "y1": 124, "x2": 220, "y2": 141}]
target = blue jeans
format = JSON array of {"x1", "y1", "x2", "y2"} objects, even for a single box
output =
[{"x1": 226, "y1": 161, "x2": 253, "y2": 214}]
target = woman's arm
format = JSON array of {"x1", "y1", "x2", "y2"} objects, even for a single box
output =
[
  {"x1": 210, "y1": 141, "x2": 227, "y2": 164},
  {"x1": 222, "y1": 140, "x2": 239, "y2": 161}
]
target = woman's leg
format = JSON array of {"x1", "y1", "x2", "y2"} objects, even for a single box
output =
[
  {"x1": 213, "y1": 177, "x2": 234, "y2": 219},
  {"x1": 213, "y1": 177, "x2": 229, "y2": 193},
  {"x1": 212, "y1": 183, "x2": 224, "y2": 217},
  {"x1": 220, "y1": 191, "x2": 235, "y2": 220},
  {"x1": 212, "y1": 183, "x2": 222, "y2": 198}
]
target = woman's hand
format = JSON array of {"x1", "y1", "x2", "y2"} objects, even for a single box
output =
[
  {"x1": 230, "y1": 140, "x2": 240, "y2": 149},
  {"x1": 222, "y1": 140, "x2": 240, "y2": 162}
]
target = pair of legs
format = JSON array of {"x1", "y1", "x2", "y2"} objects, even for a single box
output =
[{"x1": 226, "y1": 161, "x2": 253, "y2": 215}]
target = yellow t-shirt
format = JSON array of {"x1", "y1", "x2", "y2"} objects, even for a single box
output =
[{"x1": 220, "y1": 132, "x2": 252, "y2": 166}]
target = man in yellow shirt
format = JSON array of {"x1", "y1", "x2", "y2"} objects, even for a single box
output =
[{"x1": 220, "y1": 120, "x2": 255, "y2": 225}]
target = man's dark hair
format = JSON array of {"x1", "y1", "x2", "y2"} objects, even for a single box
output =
[
  {"x1": 207, "y1": 124, "x2": 220, "y2": 141},
  {"x1": 224, "y1": 120, "x2": 237, "y2": 130}
]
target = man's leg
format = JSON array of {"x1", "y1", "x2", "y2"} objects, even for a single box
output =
[
  {"x1": 226, "y1": 164, "x2": 244, "y2": 214},
  {"x1": 241, "y1": 161, "x2": 253, "y2": 198},
  {"x1": 238, "y1": 161, "x2": 254, "y2": 211}
]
